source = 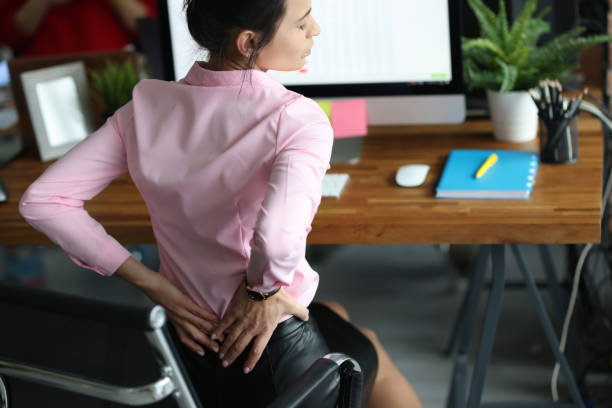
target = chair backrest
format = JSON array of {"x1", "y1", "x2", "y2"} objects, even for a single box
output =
[
  {"x1": 0, "y1": 282, "x2": 201, "y2": 408},
  {"x1": 0, "y1": 283, "x2": 364, "y2": 408}
]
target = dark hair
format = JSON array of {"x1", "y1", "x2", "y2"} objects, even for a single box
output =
[{"x1": 184, "y1": 0, "x2": 287, "y2": 69}]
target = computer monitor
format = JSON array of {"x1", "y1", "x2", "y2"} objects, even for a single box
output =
[{"x1": 158, "y1": 0, "x2": 465, "y2": 125}]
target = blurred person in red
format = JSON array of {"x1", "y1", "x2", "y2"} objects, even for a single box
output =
[{"x1": 0, "y1": 0, "x2": 157, "y2": 57}]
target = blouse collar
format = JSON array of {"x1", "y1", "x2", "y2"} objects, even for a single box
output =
[{"x1": 182, "y1": 62, "x2": 283, "y2": 88}]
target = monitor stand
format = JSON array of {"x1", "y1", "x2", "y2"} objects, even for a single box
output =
[
  {"x1": 330, "y1": 137, "x2": 363, "y2": 163},
  {"x1": 366, "y1": 95, "x2": 466, "y2": 125}
]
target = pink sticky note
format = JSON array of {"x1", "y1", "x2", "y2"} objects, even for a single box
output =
[{"x1": 331, "y1": 99, "x2": 368, "y2": 138}]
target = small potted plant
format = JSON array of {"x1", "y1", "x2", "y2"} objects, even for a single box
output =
[
  {"x1": 463, "y1": 0, "x2": 612, "y2": 142},
  {"x1": 89, "y1": 59, "x2": 141, "y2": 122}
]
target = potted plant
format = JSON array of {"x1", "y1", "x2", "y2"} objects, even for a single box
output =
[
  {"x1": 463, "y1": 0, "x2": 612, "y2": 142},
  {"x1": 89, "y1": 59, "x2": 141, "y2": 122}
]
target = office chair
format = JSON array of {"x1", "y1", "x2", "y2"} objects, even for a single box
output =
[{"x1": 0, "y1": 283, "x2": 363, "y2": 408}]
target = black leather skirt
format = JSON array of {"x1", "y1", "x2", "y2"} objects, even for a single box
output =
[{"x1": 168, "y1": 302, "x2": 378, "y2": 408}]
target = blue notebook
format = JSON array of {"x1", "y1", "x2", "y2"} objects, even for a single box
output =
[{"x1": 436, "y1": 150, "x2": 539, "y2": 199}]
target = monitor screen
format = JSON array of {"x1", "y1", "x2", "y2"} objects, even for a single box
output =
[
  {"x1": 268, "y1": 1, "x2": 453, "y2": 87},
  {"x1": 158, "y1": 0, "x2": 465, "y2": 124}
]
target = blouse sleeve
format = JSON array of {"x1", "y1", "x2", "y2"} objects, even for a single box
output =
[
  {"x1": 246, "y1": 97, "x2": 333, "y2": 292},
  {"x1": 19, "y1": 103, "x2": 134, "y2": 276}
]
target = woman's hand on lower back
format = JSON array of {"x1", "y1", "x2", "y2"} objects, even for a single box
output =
[
  {"x1": 115, "y1": 257, "x2": 220, "y2": 356},
  {"x1": 212, "y1": 283, "x2": 309, "y2": 374},
  {"x1": 144, "y1": 272, "x2": 221, "y2": 355}
]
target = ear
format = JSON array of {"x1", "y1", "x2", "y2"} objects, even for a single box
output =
[{"x1": 234, "y1": 30, "x2": 259, "y2": 60}]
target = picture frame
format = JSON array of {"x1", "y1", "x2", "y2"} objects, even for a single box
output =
[
  {"x1": 20, "y1": 61, "x2": 95, "y2": 162},
  {"x1": 8, "y1": 51, "x2": 138, "y2": 159}
]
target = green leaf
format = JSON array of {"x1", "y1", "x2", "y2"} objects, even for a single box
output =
[
  {"x1": 497, "y1": 0, "x2": 510, "y2": 49},
  {"x1": 467, "y1": 0, "x2": 502, "y2": 44},
  {"x1": 497, "y1": 59, "x2": 518, "y2": 92},
  {"x1": 89, "y1": 59, "x2": 140, "y2": 115},
  {"x1": 523, "y1": 18, "x2": 550, "y2": 48},
  {"x1": 508, "y1": 0, "x2": 537, "y2": 46},
  {"x1": 463, "y1": 38, "x2": 506, "y2": 60},
  {"x1": 505, "y1": 46, "x2": 530, "y2": 66},
  {"x1": 463, "y1": 44, "x2": 498, "y2": 68},
  {"x1": 532, "y1": 33, "x2": 612, "y2": 70},
  {"x1": 467, "y1": 69, "x2": 504, "y2": 91},
  {"x1": 542, "y1": 26, "x2": 586, "y2": 50}
]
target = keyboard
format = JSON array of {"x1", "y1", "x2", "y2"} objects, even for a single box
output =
[{"x1": 321, "y1": 173, "x2": 350, "y2": 198}]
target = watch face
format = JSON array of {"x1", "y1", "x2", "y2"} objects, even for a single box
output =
[{"x1": 248, "y1": 291, "x2": 265, "y2": 301}]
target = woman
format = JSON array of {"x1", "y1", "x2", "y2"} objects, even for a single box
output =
[{"x1": 19, "y1": 0, "x2": 422, "y2": 406}]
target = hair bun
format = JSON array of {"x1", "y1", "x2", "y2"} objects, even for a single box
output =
[{"x1": 183, "y1": 0, "x2": 287, "y2": 69}]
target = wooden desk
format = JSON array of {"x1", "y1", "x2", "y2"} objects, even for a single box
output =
[
  {"x1": 0, "y1": 115, "x2": 603, "y2": 246},
  {"x1": 0, "y1": 115, "x2": 603, "y2": 408}
]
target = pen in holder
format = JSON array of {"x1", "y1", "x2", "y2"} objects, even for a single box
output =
[{"x1": 530, "y1": 80, "x2": 584, "y2": 164}]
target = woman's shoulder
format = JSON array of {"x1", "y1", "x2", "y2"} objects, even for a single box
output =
[
  {"x1": 280, "y1": 93, "x2": 331, "y2": 127},
  {"x1": 131, "y1": 79, "x2": 199, "y2": 111},
  {"x1": 275, "y1": 93, "x2": 334, "y2": 149},
  {"x1": 133, "y1": 78, "x2": 178, "y2": 95}
]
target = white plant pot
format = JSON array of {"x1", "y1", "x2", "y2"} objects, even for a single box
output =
[{"x1": 486, "y1": 89, "x2": 538, "y2": 143}]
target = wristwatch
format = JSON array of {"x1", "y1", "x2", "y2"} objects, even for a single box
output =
[{"x1": 245, "y1": 283, "x2": 281, "y2": 301}]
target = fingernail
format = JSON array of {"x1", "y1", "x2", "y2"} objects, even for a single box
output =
[
  {"x1": 243, "y1": 367, "x2": 250, "y2": 374},
  {"x1": 211, "y1": 334, "x2": 216, "y2": 340},
  {"x1": 213, "y1": 346, "x2": 219, "y2": 353},
  {"x1": 222, "y1": 360, "x2": 228, "y2": 368},
  {"x1": 219, "y1": 353, "x2": 224, "y2": 359},
  {"x1": 198, "y1": 350, "x2": 205, "y2": 356}
]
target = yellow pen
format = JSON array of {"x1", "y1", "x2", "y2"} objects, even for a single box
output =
[{"x1": 475, "y1": 153, "x2": 498, "y2": 179}]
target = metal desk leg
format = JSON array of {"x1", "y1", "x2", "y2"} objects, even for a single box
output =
[
  {"x1": 537, "y1": 245, "x2": 566, "y2": 321},
  {"x1": 444, "y1": 247, "x2": 490, "y2": 356},
  {"x1": 444, "y1": 280, "x2": 470, "y2": 356},
  {"x1": 446, "y1": 246, "x2": 491, "y2": 408},
  {"x1": 446, "y1": 244, "x2": 566, "y2": 358},
  {"x1": 511, "y1": 245, "x2": 585, "y2": 408},
  {"x1": 465, "y1": 245, "x2": 506, "y2": 408}
]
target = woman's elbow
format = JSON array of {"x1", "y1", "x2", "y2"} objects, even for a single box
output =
[
  {"x1": 18, "y1": 184, "x2": 60, "y2": 220},
  {"x1": 18, "y1": 188, "x2": 37, "y2": 219}
]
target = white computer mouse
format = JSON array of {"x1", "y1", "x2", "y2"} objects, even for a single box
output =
[{"x1": 395, "y1": 164, "x2": 430, "y2": 187}]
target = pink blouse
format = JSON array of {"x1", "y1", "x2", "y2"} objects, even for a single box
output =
[{"x1": 19, "y1": 63, "x2": 333, "y2": 319}]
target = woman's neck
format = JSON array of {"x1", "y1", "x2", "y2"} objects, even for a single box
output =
[{"x1": 200, "y1": 56, "x2": 264, "y2": 72}]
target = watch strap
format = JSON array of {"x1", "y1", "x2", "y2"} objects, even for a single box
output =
[{"x1": 245, "y1": 283, "x2": 281, "y2": 301}]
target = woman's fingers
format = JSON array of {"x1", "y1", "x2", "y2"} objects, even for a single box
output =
[
  {"x1": 186, "y1": 323, "x2": 219, "y2": 353},
  {"x1": 243, "y1": 328, "x2": 275, "y2": 374},
  {"x1": 278, "y1": 289, "x2": 309, "y2": 321},
  {"x1": 221, "y1": 327, "x2": 258, "y2": 367},
  {"x1": 173, "y1": 323, "x2": 206, "y2": 356},
  {"x1": 291, "y1": 303, "x2": 309, "y2": 322},
  {"x1": 170, "y1": 298, "x2": 218, "y2": 333},
  {"x1": 146, "y1": 274, "x2": 219, "y2": 333},
  {"x1": 212, "y1": 313, "x2": 237, "y2": 342},
  {"x1": 169, "y1": 311, "x2": 219, "y2": 352},
  {"x1": 184, "y1": 298, "x2": 219, "y2": 325},
  {"x1": 185, "y1": 309, "x2": 218, "y2": 334},
  {"x1": 217, "y1": 318, "x2": 246, "y2": 359}
]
